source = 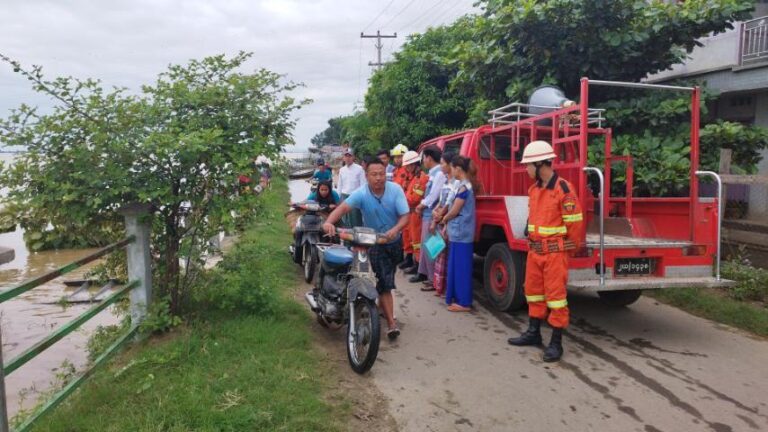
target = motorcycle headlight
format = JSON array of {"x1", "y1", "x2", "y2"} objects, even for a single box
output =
[
  {"x1": 355, "y1": 231, "x2": 377, "y2": 246},
  {"x1": 305, "y1": 203, "x2": 320, "y2": 212}
]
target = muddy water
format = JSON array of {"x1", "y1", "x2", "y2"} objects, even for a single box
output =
[
  {"x1": 0, "y1": 154, "x2": 120, "y2": 418},
  {"x1": 288, "y1": 178, "x2": 312, "y2": 202}
]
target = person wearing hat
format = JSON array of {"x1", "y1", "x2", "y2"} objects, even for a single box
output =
[
  {"x1": 338, "y1": 147, "x2": 365, "y2": 228},
  {"x1": 400, "y1": 150, "x2": 429, "y2": 274},
  {"x1": 507, "y1": 140, "x2": 584, "y2": 362}
]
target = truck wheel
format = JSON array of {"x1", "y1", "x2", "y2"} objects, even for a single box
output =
[
  {"x1": 598, "y1": 290, "x2": 643, "y2": 307},
  {"x1": 483, "y1": 243, "x2": 525, "y2": 311}
]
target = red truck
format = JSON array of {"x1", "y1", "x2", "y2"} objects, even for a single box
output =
[{"x1": 419, "y1": 78, "x2": 731, "y2": 311}]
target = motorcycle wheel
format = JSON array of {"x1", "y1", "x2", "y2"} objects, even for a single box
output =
[
  {"x1": 346, "y1": 298, "x2": 380, "y2": 374},
  {"x1": 303, "y1": 245, "x2": 317, "y2": 283}
]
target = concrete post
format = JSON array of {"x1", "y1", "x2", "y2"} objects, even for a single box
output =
[{"x1": 119, "y1": 203, "x2": 153, "y2": 325}]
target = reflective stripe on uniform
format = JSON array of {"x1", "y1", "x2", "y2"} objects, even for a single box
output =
[
  {"x1": 528, "y1": 224, "x2": 536, "y2": 232},
  {"x1": 414, "y1": 188, "x2": 425, "y2": 196},
  {"x1": 526, "y1": 294, "x2": 546, "y2": 303},
  {"x1": 562, "y1": 213, "x2": 583, "y2": 222},
  {"x1": 547, "y1": 299, "x2": 568, "y2": 309},
  {"x1": 537, "y1": 226, "x2": 567, "y2": 235},
  {"x1": 412, "y1": 243, "x2": 421, "y2": 248}
]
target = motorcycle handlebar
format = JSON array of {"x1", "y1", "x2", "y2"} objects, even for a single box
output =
[{"x1": 334, "y1": 228, "x2": 390, "y2": 244}]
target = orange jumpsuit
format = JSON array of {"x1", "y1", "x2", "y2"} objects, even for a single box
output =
[
  {"x1": 525, "y1": 173, "x2": 584, "y2": 329},
  {"x1": 394, "y1": 166, "x2": 413, "y2": 255},
  {"x1": 405, "y1": 170, "x2": 429, "y2": 263}
]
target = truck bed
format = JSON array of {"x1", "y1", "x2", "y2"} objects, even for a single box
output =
[{"x1": 585, "y1": 233, "x2": 691, "y2": 249}]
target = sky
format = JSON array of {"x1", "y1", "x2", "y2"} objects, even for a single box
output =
[{"x1": 0, "y1": 0, "x2": 480, "y2": 151}]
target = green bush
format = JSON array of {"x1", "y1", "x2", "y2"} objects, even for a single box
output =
[{"x1": 722, "y1": 260, "x2": 768, "y2": 303}]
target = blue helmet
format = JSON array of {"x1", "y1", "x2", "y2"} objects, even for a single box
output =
[{"x1": 316, "y1": 158, "x2": 325, "y2": 166}]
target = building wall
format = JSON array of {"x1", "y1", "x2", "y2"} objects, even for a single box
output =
[{"x1": 748, "y1": 92, "x2": 768, "y2": 220}]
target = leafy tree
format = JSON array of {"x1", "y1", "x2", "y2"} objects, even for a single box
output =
[
  {"x1": 0, "y1": 52, "x2": 307, "y2": 313},
  {"x1": 456, "y1": 0, "x2": 754, "y2": 105},
  {"x1": 364, "y1": 17, "x2": 476, "y2": 148},
  {"x1": 310, "y1": 116, "x2": 345, "y2": 147}
]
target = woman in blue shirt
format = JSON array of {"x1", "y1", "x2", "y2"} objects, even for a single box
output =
[
  {"x1": 307, "y1": 180, "x2": 340, "y2": 208},
  {"x1": 435, "y1": 155, "x2": 480, "y2": 312}
]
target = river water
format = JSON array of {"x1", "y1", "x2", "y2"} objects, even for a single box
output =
[{"x1": 0, "y1": 153, "x2": 119, "y2": 418}]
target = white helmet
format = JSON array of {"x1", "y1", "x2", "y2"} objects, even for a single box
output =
[
  {"x1": 402, "y1": 150, "x2": 420, "y2": 166},
  {"x1": 520, "y1": 140, "x2": 556, "y2": 164}
]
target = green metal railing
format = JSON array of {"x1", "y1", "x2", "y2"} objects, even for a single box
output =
[{"x1": 0, "y1": 204, "x2": 153, "y2": 432}]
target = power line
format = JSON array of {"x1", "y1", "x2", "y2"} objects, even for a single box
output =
[
  {"x1": 421, "y1": 0, "x2": 467, "y2": 30},
  {"x1": 399, "y1": 0, "x2": 444, "y2": 31},
  {"x1": 380, "y1": 0, "x2": 419, "y2": 30},
  {"x1": 362, "y1": 0, "x2": 398, "y2": 32}
]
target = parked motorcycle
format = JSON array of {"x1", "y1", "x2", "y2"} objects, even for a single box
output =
[
  {"x1": 305, "y1": 227, "x2": 385, "y2": 374},
  {"x1": 289, "y1": 200, "x2": 331, "y2": 283}
]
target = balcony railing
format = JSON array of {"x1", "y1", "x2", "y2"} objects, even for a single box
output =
[{"x1": 741, "y1": 16, "x2": 768, "y2": 65}]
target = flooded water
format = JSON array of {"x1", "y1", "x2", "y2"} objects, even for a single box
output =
[
  {"x1": 0, "y1": 153, "x2": 120, "y2": 418},
  {"x1": 288, "y1": 178, "x2": 312, "y2": 202}
]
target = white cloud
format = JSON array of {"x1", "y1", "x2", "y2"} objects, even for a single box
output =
[{"x1": 0, "y1": 0, "x2": 478, "y2": 150}]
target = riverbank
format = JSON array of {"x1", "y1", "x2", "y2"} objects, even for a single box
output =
[{"x1": 24, "y1": 178, "x2": 349, "y2": 431}]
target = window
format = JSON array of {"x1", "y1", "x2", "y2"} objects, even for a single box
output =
[
  {"x1": 444, "y1": 137, "x2": 463, "y2": 157},
  {"x1": 479, "y1": 136, "x2": 491, "y2": 159},
  {"x1": 493, "y1": 134, "x2": 512, "y2": 160}
]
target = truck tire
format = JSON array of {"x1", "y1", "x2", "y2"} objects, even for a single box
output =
[
  {"x1": 483, "y1": 243, "x2": 525, "y2": 311},
  {"x1": 598, "y1": 290, "x2": 643, "y2": 307}
]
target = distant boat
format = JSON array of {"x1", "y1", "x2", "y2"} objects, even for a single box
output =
[{"x1": 289, "y1": 168, "x2": 314, "y2": 179}]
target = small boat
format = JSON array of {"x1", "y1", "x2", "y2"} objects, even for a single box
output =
[
  {"x1": 62, "y1": 278, "x2": 122, "y2": 287},
  {"x1": 289, "y1": 168, "x2": 315, "y2": 179}
]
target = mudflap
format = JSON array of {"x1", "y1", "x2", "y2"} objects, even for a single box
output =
[{"x1": 348, "y1": 277, "x2": 378, "y2": 302}]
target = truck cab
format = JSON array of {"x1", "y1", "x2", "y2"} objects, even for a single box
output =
[{"x1": 419, "y1": 78, "x2": 731, "y2": 311}]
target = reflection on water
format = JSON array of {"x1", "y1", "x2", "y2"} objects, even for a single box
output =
[{"x1": 0, "y1": 153, "x2": 119, "y2": 417}]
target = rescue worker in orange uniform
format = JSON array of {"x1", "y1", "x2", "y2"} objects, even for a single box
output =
[
  {"x1": 392, "y1": 145, "x2": 413, "y2": 267},
  {"x1": 401, "y1": 150, "x2": 429, "y2": 274},
  {"x1": 508, "y1": 140, "x2": 584, "y2": 362}
]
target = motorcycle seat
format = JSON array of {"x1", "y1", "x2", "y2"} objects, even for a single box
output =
[{"x1": 323, "y1": 246, "x2": 353, "y2": 266}]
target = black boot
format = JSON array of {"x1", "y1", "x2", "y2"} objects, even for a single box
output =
[
  {"x1": 408, "y1": 273, "x2": 427, "y2": 283},
  {"x1": 398, "y1": 254, "x2": 414, "y2": 270},
  {"x1": 403, "y1": 265, "x2": 419, "y2": 275},
  {"x1": 507, "y1": 318, "x2": 543, "y2": 346},
  {"x1": 543, "y1": 328, "x2": 564, "y2": 362}
]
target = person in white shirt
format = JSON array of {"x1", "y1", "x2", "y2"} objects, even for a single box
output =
[{"x1": 338, "y1": 147, "x2": 366, "y2": 228}]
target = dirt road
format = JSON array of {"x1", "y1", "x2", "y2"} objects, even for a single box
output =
[{"x1": 305, "y1": 269, "x2": 768, "y2": 432}]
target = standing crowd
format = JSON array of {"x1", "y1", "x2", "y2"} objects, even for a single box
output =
[{"x1": 314, "y1": 139, "x2": 582, "y2": 362}]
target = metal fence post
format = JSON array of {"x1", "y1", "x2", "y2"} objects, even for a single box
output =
[
  {"x1": 119, "y1": 203, "x2": 153, "y2": 325},
  {"x1": 0, "y1": 323, "x2": 9, "y2": 432}
]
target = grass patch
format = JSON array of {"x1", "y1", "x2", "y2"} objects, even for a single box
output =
[
  {"x1": 29, "y1": 178, "x2": 345, "y2": 432},
  {"x1": 649, "y1": 288, "x2": 768, "y2": 338}
]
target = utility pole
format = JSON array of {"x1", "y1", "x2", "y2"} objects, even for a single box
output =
[{"x1": 361, "y1": 30, "x2": 397, "y2": 70}]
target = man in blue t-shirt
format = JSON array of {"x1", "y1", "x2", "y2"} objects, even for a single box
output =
[
  {"x1": 312, "y1": 158, "x2": 333, "y2": 182},
  {"x1": 323, "y1": 158, "x2": 410, "y2": 339}
]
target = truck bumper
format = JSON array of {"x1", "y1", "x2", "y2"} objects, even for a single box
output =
[{"x1": 568, "y1": 276, "x2": 735, "y2": 292}]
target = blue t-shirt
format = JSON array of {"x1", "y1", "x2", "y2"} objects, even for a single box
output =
[
  {"x1": 345, "y1": 182, "x2": 409, "y2": 241},
  {"x1": 313, "y1": 169, "x2": 332, "y2": 181}
]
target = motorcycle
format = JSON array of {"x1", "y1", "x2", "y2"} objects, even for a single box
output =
[
  {"x1": 305, "y1": 227, "x2": 385, "y2": 374},
  {"x1": 308, "y1": 178, "x2": 320, "y2": 193},
  {"x1": 288, "y1": 200, "x2": 331, "y2": 283}
]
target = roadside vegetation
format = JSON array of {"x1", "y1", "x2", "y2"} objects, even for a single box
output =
[
  {"x1": 24, "y1": 178, "x2": 347, "y2": 432},
  {"x1": 650, "y1": 258, "x2": 768, "y2": 337}
]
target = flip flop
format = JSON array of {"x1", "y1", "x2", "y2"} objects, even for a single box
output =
[
  {"x1": 447, "y1": 304, "x2": 472, "y2": 312},
  {"x1": 387, "y1": 327, "x2": 401, "y2": 340},
  {"x1": 420, "y1": 286, "x2": 436, "y2": 292}
]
